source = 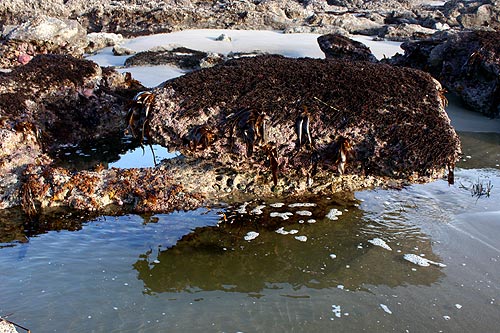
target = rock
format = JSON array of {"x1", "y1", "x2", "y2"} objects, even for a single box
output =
[
  {"x1": 112, "y1": 45, "x2": 136, "y2": 56},
  {"x1": 215, "y1": 33, "x2": 232, "y2": 42},
  {"x1": 379, "y1": 23, "x2": 437, "y2": 41},
  {"x1": 317, "y1": 33, "x2": 378, "y2": 62},
  {"x1": 86, "y1": 32, "x2": 124, "y2": 53},
  {"x1": 0, "y1": 54, "x2": 144, "y2": 209},
  {"x1": 124, "y1": 47, "x2": 212, "y2": 69},
  {"x1": 5, "y1": 15, "x2": 87, "y2": 55},
  {"x1": 390, "y1": 30, "x2": 500, "y2": 116},
  {"x1": 442, "y1": 0, "x2": 500, "y2": 30},
  {"x1": 141, "y1": 56, "x2": 459, "y2": 192},
  {"x1": 0, "y1": 0, "x2": 463, "y2": 42}
]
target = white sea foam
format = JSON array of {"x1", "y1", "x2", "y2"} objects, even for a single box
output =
[
  {"x1": 288, "y1": 203, "x2": 317, "y2": 208},
  {"x1": 368, "y1": 238, "x2": 392, "y2": 251},
  {"x1": 250, "y1": 205, "x2": 266, "y2": 215},
  {"x1": 403, "y1": 254, "x2": 446, "y2": 267},
  {"x1": 270, "y1": 212, "x2": 293, "y2": 220},
  {"x1": 295, "y1": 236, "x2": 307, "y2": 242},
  {"x1": 270, "y1": 202, "x2": 285, "y2": 208},
  {"x1": 295, "y1": 210, "x2": 312, "y2": 216},
  {"x1": 331, "y1": 305, "x2": 342, "y2": 318},
  {"x1": 380, "y1": 304, "x2": 392, "y2": 314},
  {"x1": 236, "y1": 202, "x2": 249, "y2": 214},
  {"x1": 244, "y1": 231, "x2": 259, "y2": 241},
  {"x1": 326, "y1": 208, "x2": 342, "y2": 220},
  {"x1": 275, "y1": 227, "x2": 298, "y2": 235}
]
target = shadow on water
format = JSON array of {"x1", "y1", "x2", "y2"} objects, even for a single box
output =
[{"x1": 133, "y1": 195, "x2": 445, "y2": 295}]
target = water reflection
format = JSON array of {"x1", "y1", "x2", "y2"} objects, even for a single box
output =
[
  {"x1": 134, "y1": 196, "x2": 444, "y2": 295},
  {"x1": 51, "y1": 136, "x2": 177, "y2": 170},
  {"x1": 457, "y1": 131, "x2": 500, "y2": 169}
]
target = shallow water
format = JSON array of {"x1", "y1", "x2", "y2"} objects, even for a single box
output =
[
  {"x1": 2, "y1": 31, "x2": 500, "y2": 332},
  {"x1": 1, "y1": 131, "x2": 500, "y2": 332}
]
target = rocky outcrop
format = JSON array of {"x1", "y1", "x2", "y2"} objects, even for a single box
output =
[
  {"x1": 1, "y1": 54, "x2": 461, "y2": 216},
  {"x1": 390, "y1": 30, "x2": 500, "y2": 117},
  {"x1": 317, "y1": 33, "x2": 377, "y2": 62},
  {"x1": 442, "y1": 0, "x2": 500, "y2": 31},
  {"x1": 141, "y1": 56, "x2": 460, "y2": 193},
  {"x1": 1, "y1": 0, "x2": 497, "y2": 55},
  {"x1": 0, "y1": 54, "x2": 144, "y2": 209}
]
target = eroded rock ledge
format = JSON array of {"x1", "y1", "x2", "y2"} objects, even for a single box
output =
[{"x1": 1, "y1": 54, "x2": 461, "y2": 217}]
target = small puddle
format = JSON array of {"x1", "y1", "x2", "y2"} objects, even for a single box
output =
[{"x1": 52, "y1": 136, "x2": 180, "y2": 169}]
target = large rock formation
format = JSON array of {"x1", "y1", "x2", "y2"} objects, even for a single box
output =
[
  {"x1": 0, "y1": 54, "x2": 461, "y2": 217},
  {"x1": 141, "y1": 55, "x2": 460, "y2": 194},
  {"x1": 390, "y1": 30, "x2": 500, "y2": 117}
]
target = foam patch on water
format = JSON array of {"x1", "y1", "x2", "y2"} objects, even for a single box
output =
[
  {"x1": 331, "y1": 305, "x2": 342, "y2": 318},
  {"x1": 326, "y1": 208, "x2": 342, "y2": 220},
  {"x1": 270, "y1": 203, "x2": 285, "y2": 208},
  {"x1": 295, "y1": 210, "x2": 312, "y2": 216},
  {"x1": 275, "y1": 227, "x2": 298, "y2": 235},
  {"x1": 380, "y1": 304, "x2": 392, "y2": 314},
  {"x1": 403, "y1": 254, "x2": 446, "y2": 267},
  {"x1": 236, "y1": 202, "x2": 249, "y2": 214},
  {"x1": 244, "y1": 231, "x2": 259, "y2": 241},
  {"x1": 295, "y1": 236, "x2": 308, "y2": 242},
  {"x1": 288, "y1": 203, "x2": 317, "y2": 208},
  {"x1": 270, "y1": 212, "x2": 293, "y2": 220},
  {"x1": 368, "y1": 238, "x2": 392, "y2": 251},
  {"x1": 250, "y1": 205, "x2": 266, "y2": 215}
]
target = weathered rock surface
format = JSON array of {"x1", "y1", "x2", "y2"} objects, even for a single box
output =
[
  {"x1": 1, "y1": 53, "x2": 461, "y2": 217},
  {"x1": 124, "y1": 47, "x2": 219, "y2": 70},
  {"x1": 0, "y1": 54, "x2": 144, "y2": 210},
  {"x1": 442, "y1": 0, "x2": 500, "y2": 30},
  {"x1": 1, "y1": 0, "x2": 497, "y2": 56},
  {"x1": 317, "y1": 33, "x2": 377, "y2": 62},
  {"x1": 390, "y1": 30, "x2": 500, "y2": 117},
  {"x1": 141, "y1": 56, "x2": 460, "y2": 194}
]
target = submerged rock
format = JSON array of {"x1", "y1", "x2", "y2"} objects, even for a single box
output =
[{"x1": 390, "y1": 30, "x2": 500, "y2": 117}]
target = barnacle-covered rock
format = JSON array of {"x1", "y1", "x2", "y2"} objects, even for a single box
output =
[{"x1": 143, "y1": 55, "x2": 460, "y2": 194}]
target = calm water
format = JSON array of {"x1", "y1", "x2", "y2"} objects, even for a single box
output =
[{"x1": 1, "y1": 130, "x2": 499, "y2": 332}]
